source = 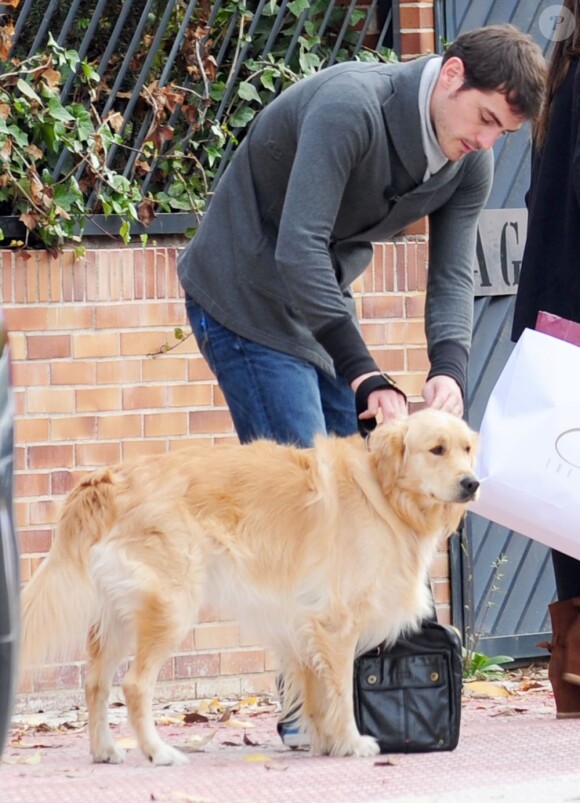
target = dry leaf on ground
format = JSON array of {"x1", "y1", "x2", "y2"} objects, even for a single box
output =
[
  {"x1": 183, "y1": 730, "x2": 217, "y2": 752},
  {"x1": 464, "y1": 681, "x2": 511, "y2": 698}
]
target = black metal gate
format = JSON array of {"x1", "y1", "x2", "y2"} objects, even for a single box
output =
[{"x1": 440, "y1": 0, "x2": 557, "y2": 660}]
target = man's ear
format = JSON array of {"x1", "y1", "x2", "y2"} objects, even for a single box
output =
[
  {"x1": 368, "y1": 418, "x2": 408, "y2": 495},
  {"x1": 438, "y1": 56, "x2": 466, "y2": 90}
]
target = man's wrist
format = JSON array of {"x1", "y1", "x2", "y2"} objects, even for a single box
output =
[
  {"x1": 355, "y1": 373, "x2": 406, "y2": 414},
  {"x1": 427, "y1": 340, "x2": 468, "y2": 398}
]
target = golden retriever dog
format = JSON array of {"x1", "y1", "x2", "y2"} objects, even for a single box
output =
[{"x1": 20, "y1": 408, "x2": 479, "y2": 765}]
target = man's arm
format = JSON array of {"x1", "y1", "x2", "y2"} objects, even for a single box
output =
[{"x1": 424, "y1": 149, "x2": 494, "y2": 413}]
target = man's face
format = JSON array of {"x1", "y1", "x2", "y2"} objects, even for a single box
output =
[{"x1": 430, "y1": 56, "x2": 525, "y2": 161}]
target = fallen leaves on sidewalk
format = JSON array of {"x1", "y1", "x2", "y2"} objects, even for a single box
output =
[
  {"x1": 464, "y1": 680, "x2": 511, "y2": 698},
  {"x1": 461, "y1": 665, "x2": 555, "y2": 720}
]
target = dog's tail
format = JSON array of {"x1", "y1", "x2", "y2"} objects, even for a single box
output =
[{"x1": 20, "y1": 469, "x2": 118, "y2": 670}]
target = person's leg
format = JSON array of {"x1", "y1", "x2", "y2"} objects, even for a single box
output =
[
  {"x1": 543, "y1": 550, "x2": 580, "y2": 717},
  {"x1": 186, "y1": 299, "x2": 356, "y2": 748},
  {"x1": 186, "y1": 297, "x2": 327, "y2": 446},
  {"x1": 317, "y1": 369, "x2": 358, "y2": 438},
  {"x1": 552, "y1": 550, "x2": 580, "y2": 601}
]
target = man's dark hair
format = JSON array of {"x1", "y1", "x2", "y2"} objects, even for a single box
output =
[{"x1": 442, "y1": 24, "x2": 547, "y2": 121}]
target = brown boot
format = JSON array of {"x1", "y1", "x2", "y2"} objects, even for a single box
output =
[
  {"x1": 562, "y1": 598, "x2": 580, "y2": 687},
  {"x1": 541, "y1": 600, "x2": 580, "y2": 718}
]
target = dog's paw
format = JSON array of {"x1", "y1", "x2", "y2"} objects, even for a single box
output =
[
  {"x1": 347, "y1": 735, "x2": 380, "y2": 758},
  {"x1": 92, "y1": 744, "x2": 126, "y2": 764},
  {"x1": 149, "y1": 743, "x2": 189, "y2": 766},
  {"x1": 322, "y1": 733, "x2": 381, "y2": 758}
]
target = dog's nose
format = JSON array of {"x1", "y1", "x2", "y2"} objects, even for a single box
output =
[{"x1": 460, "y1": 476, "x2": 480, "y2": 499}]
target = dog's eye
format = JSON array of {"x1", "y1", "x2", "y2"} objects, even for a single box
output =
[
  {"x1": 465, "y1": 445, "x2": 472, "y2": 454},
  {"x1": 430, "y1": 445, "x2": 445, "y2": 456}
]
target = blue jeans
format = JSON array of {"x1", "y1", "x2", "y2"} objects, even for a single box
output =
[{"x1": 185, "y1": 298, "x2": 357, "y2": 446}]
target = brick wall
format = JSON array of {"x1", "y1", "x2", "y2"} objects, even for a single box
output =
[
  {"x1": 4, "y1": 235, "x2": 449, "y2": 712},
  {"x1": 6, "y1": 4, "x2": 441, "y2": 711}
]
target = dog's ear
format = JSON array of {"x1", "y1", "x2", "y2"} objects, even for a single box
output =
[{"x1": 367, "y1": 418, "x2": 408, "y2": 494}]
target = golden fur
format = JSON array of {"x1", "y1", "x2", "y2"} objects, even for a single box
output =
[{"x1": 20, "y1": 408, "x2": 479, "y2": 764}]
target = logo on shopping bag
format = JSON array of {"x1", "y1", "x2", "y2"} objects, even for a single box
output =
[{"x1": 551, "y1": 429, "x2": 580, "y2": 472}]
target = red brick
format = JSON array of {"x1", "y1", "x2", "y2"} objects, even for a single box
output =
[
  {"x1": 122, "y1": 440, "x2": 168, "y2": 460},
  {"x1": 52, "y1": 469, "x2": 86, "y2": 495},
  {"x1": 360, "y1": 295, "x2": 404, "y2": 320},
  {"x1": 46, "y1": 305, "x2": 94, "y2": 330},
  {"x1": 142, "y1": 301, "x2": 187, "y2": 327},
  {"x1": 28, "y1": 444, "x2": 74, "y2": 469},
  {"x1": 61, "y1": 252, "x2": 74, "y2": 302},
  {"x1": 407, "y1": 347, "x2": 430, "y2": 371},
  {"x1": 189, "y1": 410, "x2": 235, "y2": 436},
  {"x1": 142, "y1": 357, "x2": 188, "y2": 383},
  {"x1": 14, "y1": 416, "x2": 49, "y2": 443},
  {"x1": 145, "y1": 251, "x2": 156, "y2": 298},
  {"x1": 432, "y1": 579, "x2": 451, "y2": 605},
  {"x1": 51, "y1": 415, "x2": 97, "y2": 441},
  {"x1": 400, "y1": 5, "x2": 434, "y2": 30},
  {"x1": 188, "y1": 358, "x2": 214, "y2": 382},
  {"x1": 436, "y1": 605, "x2": 451, "y2": 625},
  {"x1": 29, "y1": 499, "x2": 60, "y2": 526},
  {"x1": 51, "y1": 361, "x2": 97, "y2": 386},
  {"x1": 76, "y1": 387, "x2": 122, "y2": 412},
  {"x1": 220, "y1": 649, "x2": 265, "y2": 676},
  {"x1": 75, "y1": 442, "x2": 121, "y2": 467},
  {"x1": 98, "y1": 414, "x2": 142, "y2": 439},
  {"x1": 386, "y1": 320, "x2": 426, "y2": 345},
  {"x1": 174, "y1": 652, "x2": 220, "y2": 680},
  {"x1": 122, "y1": 386, "x2": 166, "y2": 410},
  {"x1": 194, "y1": 623, "x2": 240, "y2": 651},
  {"x1": 14, "y1": 472, "x2": 50, "y2": 498},
  {"x1": 96, "y1": 360, "x2": 141, "y2": 384},
  {"x1": 406, "y1": 293, "x2": 426, "y2": 318},
  {"x1": 27, "y1": 334, "x2": 71, "y2": 360},
  {"x1": 134, "y1": 249, "x2": 145, "y2": 299},
  {"x1": 73, "y1": 332, "x2": 119, "y2": 358},
  {"x1": 402, "y1": 218, "x2": 428, "y2": 236},
  {"x1": 85, "y1": 251, "x2": 98, "y2": 301},
  {"x1": 18, "y1": 529, "x2": 52, "y2": 554},
  {"x1": 27, "y1": 388, "x2": 75, "y2": 414},
  {"x1": 96, "y1": 304, "x2": 142, "y2": 329},
  {"x1": 167, "y1": 384, "x2": 213, "y2": 408},
  {"x1": 371, "y1": 348, "x2": 405, "y2": 373},
  {"x1": 400, "y1": 30, "x2": 434, "y2": 57},
  {"x1": 121, "y1": 330, "x2": 171, "y2": 356},
  {"x1": 11, "y1": 361, "x2": 50, "y2": 387},
  {"x1": 144, "y1": 412, "x2": 188, "y2": 437}
]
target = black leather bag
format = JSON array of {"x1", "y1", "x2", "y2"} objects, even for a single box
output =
[{"x1": 353, "y1": 621, "x2": 463, "y2": 753}]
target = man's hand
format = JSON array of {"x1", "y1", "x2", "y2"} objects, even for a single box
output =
[
  {"x1": 352, "y1": 372, "x2": 408, "y2": 426},
  {"x1": 360, "y1": 387, "x2": 408, "y2": 424},
  {"x1": 422, "y1": 375, "x2": 463, "y2": 417}
]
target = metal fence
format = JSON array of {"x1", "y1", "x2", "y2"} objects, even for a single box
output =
[{"x1": 1, "y1": 0, "x2": 397, "y2": 238}]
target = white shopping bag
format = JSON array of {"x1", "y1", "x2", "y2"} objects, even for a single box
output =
[{"x1": 469, "y1": 327, "x2": 580, "y2": 560}]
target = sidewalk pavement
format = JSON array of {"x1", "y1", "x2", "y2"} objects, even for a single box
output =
[{"x1": 2, "y1": 667, "x2": 579, "y2": 803}]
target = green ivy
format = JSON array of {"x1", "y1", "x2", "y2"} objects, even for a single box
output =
[{"x1": 0, "y1": 1, "x2": 397, "y2": 252}]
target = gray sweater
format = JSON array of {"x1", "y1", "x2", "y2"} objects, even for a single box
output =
[{"x1": 178, "y1": 56, "x2": 493, "y2": 393}]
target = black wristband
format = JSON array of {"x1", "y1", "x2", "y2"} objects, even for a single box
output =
[
  {"x1": 427, "y1": 340, "x2": 468, "y2": 398},
  {"x1": 355, "y1": 373, "x2": 407, "y2": 436}
]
